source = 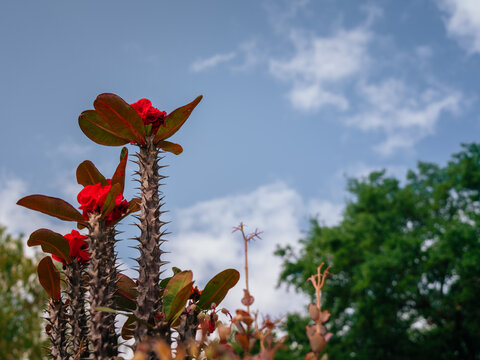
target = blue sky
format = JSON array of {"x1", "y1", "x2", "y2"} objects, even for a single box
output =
[{"x1": 2, "y1": 0, "x2": 480, "y2": 324}]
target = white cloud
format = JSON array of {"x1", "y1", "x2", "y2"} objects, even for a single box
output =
[
  {"x1": 307, "y1": 199, "x2": 343, "y2": 226},
  {"x1": 437, "y1": 0, "x2": 480, "y2": 54},
  {"x1": 346, "y1": 79, "x2": 462, "y2": 155},
  {"x1": 190, "y1": 52, "x2": 237, "y2": 72},
  {"x1": 166, "y1": 182, "x2": 341, "y2": 317},
  {"x1": 269, "y1": 27, "x2": 371, "y2": 111},
  {"x1": 232, "y1": 40, "x2": 264, "y2": 71},
  {"x1": 263, "y1": 0, "x2": 311, "y2": 34}
]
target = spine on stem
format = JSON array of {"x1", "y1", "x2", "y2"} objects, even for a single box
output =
[
  {"x1": 87, "y1": 213, "x2": 118, "y2": 359},
  {"x1": 134, "y1": 135, "x2": 169, "y2": 344},
  {"x1": 46, "y1": 299, "x2": 69, "y2": 360},
  {"x1": 64, "y1": 260, "x2": 89, "y2": 359}
]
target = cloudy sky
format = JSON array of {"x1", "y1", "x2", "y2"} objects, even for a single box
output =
[{"x1": 2, "y1": 0, "x2": 480, "y2": 322}]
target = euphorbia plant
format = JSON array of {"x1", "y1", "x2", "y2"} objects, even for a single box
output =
[
  {"x1": 28, "y1": 229, "x2": 90, "y2": 359},
  {"x1": 17, "y1": 91, "x2": 263, "y2": 360},
  {"x1": 37, "y1": 256, "x2": 69, "y2": 359},
  {"x1": 78, "y1": 93, "x2": 202, "y2": 345},
  {"x1": 18, "y1": 149, "x2": 139, "y2": 359}
]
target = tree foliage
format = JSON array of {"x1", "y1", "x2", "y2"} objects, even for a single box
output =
[
  {"x1": 276, "y1": 143, "x2": 480, "y2": 360},
  {"x1": 0, "y1": 227, "x2": 47, "y2": 359}
]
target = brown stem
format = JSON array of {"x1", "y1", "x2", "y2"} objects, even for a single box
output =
[
  {"x1": 134, "y1": 135, "x2": 169, "y2": 348},
  {"x1": 87, "y1": 213, "x2": 118, "y2": 359},
  {"x1": 47, "y1": 298, "x2": 69, "y2": 360},
  {"x1": 64, "y1": 260, "x2": 89, "y2": 359},
  {"x1": 243, "y1": 228, "x2": 250, "y2": 314}
]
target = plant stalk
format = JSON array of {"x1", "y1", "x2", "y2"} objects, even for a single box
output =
[
  {"x1": 134, "y1": 135, "x2": 169, "y2": 346},
  {"x1": 64, "y1": 259, "x2": 89, "y2": 359},
  {"x1": 47, "y1": 298, "x2": 69, "y2": 360},
  {"x1": 87, "y1": 213, "x2": 118, "y2": 359}
]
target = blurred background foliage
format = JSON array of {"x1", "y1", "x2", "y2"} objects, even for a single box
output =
[
  {"x1": 0, "y1": 227, "x2": 47, "y2": 359},
  {"x1": 2, "y1": 144, "x2": 480, "y2": 359},
  {"x1": 276, "y1": 143, "x2": 480, "y2": 360}
]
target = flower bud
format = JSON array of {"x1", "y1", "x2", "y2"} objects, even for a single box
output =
[{"x1": 308, "y1": 303, "x2": 320, "y2": 321}]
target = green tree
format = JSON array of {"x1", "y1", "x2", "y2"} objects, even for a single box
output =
[
  {"x1": 276, "y1": 143, "x2": 480, "y2": 360},
  {"x1": 0, "y1": 226, "x2": 47, "y2": 359}
]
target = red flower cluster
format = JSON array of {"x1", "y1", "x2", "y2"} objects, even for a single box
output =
[
  {"x1": 77, "y1": 179, "x2": 129, "y2": 225},
  {"x1": 52, "y1": 230, "x2": 89, "y2": 265},
  {"x1": 131, "y1": 98, "x2": 166, "y2": 135}
]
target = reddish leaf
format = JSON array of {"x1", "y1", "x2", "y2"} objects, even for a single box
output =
[
  {"x1": 166, "y1": 281, "x2": 194, "y2": 324},
  {"x1": 121, "y1": 315, "x2": 136, "y2": 340},
  {"x1": 28, "y1": 229, "x2": 71, "y2": 264},
  {"x1": 79, "y1": 110, "x2": 130, "y2": 146},
  {"x1": 115, "y1": 293, "x2": 136, "y2": 311},
  {"x1": 163, "y1": 270, "x2": 193, "y2": 318},
  {"x1": 76, "y1": 160, "x2": 108, "y2": 187},
  {"x1": 94, "y1": 93, "x2": 146, "y2": 145},
  {"x1": 197, "y1": 269, "x2": 240, "y2": 310},
  {"x1": 127, "y1": 198, "x2": 141, "y2": 213},
  {"x1": 154, "y1": 95, "x2": 203, "y2": 142},
  {"x1": 37, "y1": 256, "x2": 61, "y2": 301},
  {"x1": 115, "y1": 273, "x2": 138, "y2": 311},
  {"x1": 157, "y1": 141, "x2": 183, "y2": 155},
  {"x1": 116, "y1": 273, "x2": 138, "y2": 301},
  {"x1": 17, "y1": 195, "x2": 86, "y2": 224},
  {"x1": 101, "y1": 183, "x2": 122, "y2": 215},
  {"x1": 112, "y1": 147, "x2": 128, "y2": 194}
]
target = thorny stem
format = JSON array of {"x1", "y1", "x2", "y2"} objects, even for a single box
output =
[
  {"x1": 47, "y1": 299, "x2": 69, "y2": 360},
  {"x1": 87, "y1": 212, "x2": 118, "y2": 359},
  {"x1": 134, "y1": 135, "x2": 169, "y2": 348},
  {"x1": 64, "y1": 259, "x2": 89, "y2": 359}
]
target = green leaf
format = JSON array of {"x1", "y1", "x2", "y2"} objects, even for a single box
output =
[
  {"x1": 76, "y1": 160, "x2": 108, "y2": 187},
  {"x1": 27, "y1": 229, "x2": 71, "y2": 264},
  {"x1": 166, "y1": 281, "x2": 194, "y2": 324},
  {"x1": 37, "y1": 256, "x2": 61, "y2": 301},
  {"x1": 157, "y1": 140, "x2": 183, "y2": 155},
  {"x1": 197, "y1": 269, "x2": 240, "y2": 310},
  {"x1": 79, "y1": 110, "x2": 130, "y2": 146},
  {"x1": 163, "y1": 270, "x2": 193, "y2": 317},
  {"x1": 17, "y1": 195, "x2": 86, "y2": 225},
  {"x1": 94, "y1": 93, "x2": 146, "y2": 145},
  {"x1": 112, "y1": 147, "x2": 128, "y2": 194},
  {"x1": 101, "y1": 183, "x2": 122, "y2": 216},
  {"x1": 121, "y1": 315, "x2": 136, "y2": 340},
  {"x1": 145, "y1": 124, "x2": 153, "y2": 136},
  {"x1": 159, "y1": 276, "x2": 172, "y2": 290},
  {"x1": 94, "y1": 306, "x2": 119, "y2": 313},
  {"x1": 120, "y1": 147, "x2": 128, "y2": 161},
  {"x1": 154, "y1": 95, "x2": 203, "y2": 142}
]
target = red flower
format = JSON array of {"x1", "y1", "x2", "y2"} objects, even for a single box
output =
[
  {"x1": 77, "y1": 179, "x2": 129, "y2": 225},
  {"x1": 131, "y1": 99, "x2": 166, "y2": 136},
  {"x1": 52, "y1": 230, "x2": 89, "y2": 265},
  {"x1": 190, "y1": 285, "x2": 203, "y2": 301}
]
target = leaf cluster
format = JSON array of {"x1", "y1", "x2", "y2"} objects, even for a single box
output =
[
  {"x1": 0, "y1": 227, "x2": 48, "y2": 359},
  {"x1": 276, "y1": 143, "x2": 480, "y2": 360}
]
